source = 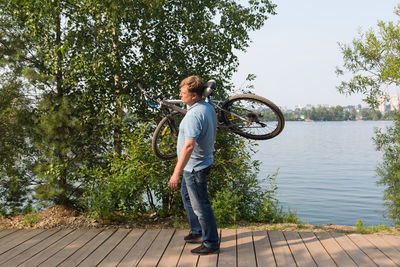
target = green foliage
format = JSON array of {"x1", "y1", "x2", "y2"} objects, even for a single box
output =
[
  {"x1": 285, "y1": 106, "x2": 350, "y2": 121},
  {"x1": 0, "y1": 79, "x2": 36, "y2": 215},
  {"x1": 355, "y1": 219, "x2": 391, "y2": 234},
  {"x1": 337, "y1": 4, "x2": 400, "y2": 226},
  {"x1": 374, "y1": 112, "x2": 400, "y2": 226},
  {"x1": 23, "y1": 213, "x2": 41, "y2": 227},
  {"x1": 211, "y1": 133, "x2": 298, "y2": 225},
  {"x1": 212, "y1": 188, "x2": 242, "y2": 226},
  {"x1": 82, "y1": 123, "x2": 297, "y2": 225},
  {"x1": 355, "y1": 218, "x2": 365, "y2": 233},
  {"x1": 82, "y1": 122, "x2": 178, "y2": 220},
  {"x1": 283, "y1": 106, "x2": 390, "y2": 121},
  {"x1": 0, "y1": 0, "x2": 278, "y2": 218},
  {"x1": 336, "y1": 5, "x2": 400, "y2": 107}
]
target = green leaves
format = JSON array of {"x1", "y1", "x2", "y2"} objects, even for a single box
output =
[
  {"x1": 0, "y1": 0, "x2": 278, "y2": 217},
  {"x1": 337, "y1": 4, "x2": 400, "y2": 226},
  {"x1": 374, "y1": 113, "x2": 400, "y2": 226},
  {"x1": 337, "y1": 5, "x2": 400, "y2": 108}
]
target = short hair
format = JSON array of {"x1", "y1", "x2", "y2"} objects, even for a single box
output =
[{"x1": 179, "y1": 75, "x2": 204, "y2": 97}]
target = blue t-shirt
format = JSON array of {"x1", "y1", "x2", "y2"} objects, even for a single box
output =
[{"x1": 177, "y1": 100, "x2": 217, "y2": 172}]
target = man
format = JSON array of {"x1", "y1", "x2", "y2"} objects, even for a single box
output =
[{"x1": 169, "y1": 75, "x2": 219, "y2": 255}]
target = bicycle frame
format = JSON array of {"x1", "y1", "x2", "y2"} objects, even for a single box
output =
[
  {"x1": 138, "y1": 82, "x2": 285, "y2": 160},
  {"x1": 137, "y1": 83, "x2": 254, "y2": 128}
]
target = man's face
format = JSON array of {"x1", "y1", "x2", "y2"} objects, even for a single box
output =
[{"x1": 179, "y1": 85, "x2": 195, "y2": 105}]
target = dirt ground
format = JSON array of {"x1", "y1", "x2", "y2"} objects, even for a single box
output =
[{"x1": 0, "y1": 205, "x2": 399, "y2": 235}]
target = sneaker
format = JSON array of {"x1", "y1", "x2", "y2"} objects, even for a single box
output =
[
  {"x1": 191, "y1": 244, "x2": 220, "y2": 255},
  {"x1": 184, "y1": 232, "x2": 202, "y2": 243}
]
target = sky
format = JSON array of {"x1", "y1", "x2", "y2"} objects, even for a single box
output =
[{"x1": 232, "y1": 0, "x2": 400, "y2": 109}]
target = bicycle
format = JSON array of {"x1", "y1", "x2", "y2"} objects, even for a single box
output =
[{"x1": 138, "y1": 80, "x2": 284, "y2": 160}]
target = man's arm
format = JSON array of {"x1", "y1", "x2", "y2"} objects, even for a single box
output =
[{"x1": 169, "y1": 139, "x2": 196, "y2": 189}]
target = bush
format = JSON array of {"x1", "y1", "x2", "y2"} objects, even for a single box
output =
[
  {"x1": 82, "y1": 123, "x2": 297, "y2": 225},
  {"x1": 211, "y1": 132, "x2": 298, "y2": 225},
  {"x1": 23, "y1": 213, "x2": 41, "y2": 227},
  {"x1": 212, "y1": 188, "x2": 242, "y2": 226},
  {"x1": 81, "y1": 123, "x2": 179, "y2": 220},
  {"x1": 374, "y1": 112, "x2": 400, "y2": 226}
]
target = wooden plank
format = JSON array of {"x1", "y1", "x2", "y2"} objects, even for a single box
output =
[
  {"x1": 283, "y1": 231, "x2": 316, "y2": 267},
  {"x1": 380, "y1": 234, "x2": 400, "y2": 252},
  {"x1": 176, "y1": 242, "x2": 199, "y2": 267},
  {"x1": 348, "y1": 233, "x2": 395, "y2": 266},
  {"x1": 0, "y1": 229, "x2": 44, "y2": 255},
  {"x1": 268, "y1": 231, "x2": 296, "y2": 267},
  {"x1": 38, "y1": 229, "x2": 102, "y2": 267},
  {"x1": 236, "y1": 228, "x2": 256, "y2": 267},
  {"x1": 363, "y1": 234, "x2": 400, "y2": 266},
  {"x1": 330, "y1": 232, "x2": 376, "y2": 267},
  {"x1": 0, "y1": 229, "x2": 59, "y2": 264},
  {"x1": 0, "y1": 229, "x2": 18, "y2": 239},
  {"x1": 197, "y1": 229, "x2": 220, "y2": 267},
  {"x1": 253, "y1": 231, "x2": 276, "y2": 267},
  {"x1": 299, "y1": 231, "x2": 336, "y2": 267},
  {"x1": 137, "y1": 228, "x2": 175, "y2": 267},
  {"x1": 78, "y1": 228, "x2": 130, "y2": 266},
  {"x1": 4, "y1": 229, "x2": 73, "y2": 266},
  {"x1": 0, "y1": 230, "x2": 26, "y2": 244},
  {"x1": 19, "y1": 229, "x2": 83, "y2": 267},
  {"x1": 98, "y1": 229, "x2": 145, "y2": 267},
  {"x1": 217, "y1": 229, "x2": 236, "y2": 266},
  {"x1": 58, "y1": 228, "x2": 116, "y2": 267},
  {"x1": 118, "y1": 229, "x2": 160, "y2": 267},
  {"x1": 157, "y1": 230, "x2": 186, "y2": 267},
  {"x1": 315, "y1": 232, "x2": 357, "y2": 267}
]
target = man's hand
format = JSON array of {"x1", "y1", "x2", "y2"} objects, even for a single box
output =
[
  {"x1": 169, "y1": 139, "x2": 195, "y2": 190},
  {"x1": 169, "y1": 174, "x2": 180, "y2": 190}
]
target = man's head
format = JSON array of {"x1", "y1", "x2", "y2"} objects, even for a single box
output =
[
  {"x1": 180, "y1": 75, "x2": 204, "y2": 97},
  {"x1": 179, "y1": 75, "x2": 204, "y2": 106}
]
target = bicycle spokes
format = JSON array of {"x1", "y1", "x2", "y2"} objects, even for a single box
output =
[
  {"x1": 152, "y1": 112, "x2": 184, "y2": 160},
  {"x1": 223, "y1": 97, "x2": 282, "y2": 139}
]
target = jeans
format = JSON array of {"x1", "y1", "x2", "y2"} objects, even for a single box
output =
[{"x1": 181, "y1": 166, "x2": 219, "y2": 249}]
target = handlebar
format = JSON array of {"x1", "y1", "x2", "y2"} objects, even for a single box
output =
[{"x1": 137, "y1": 83, "x2": 187, "y2": 114}]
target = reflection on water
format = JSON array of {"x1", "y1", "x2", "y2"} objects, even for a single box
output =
[{"x1": 254, "y1": 120, "x2": 393, "y2": 226}]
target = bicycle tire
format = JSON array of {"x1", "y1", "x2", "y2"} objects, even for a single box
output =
[
  {"x1": 152, "y1": 112, "x2": 183, "y2": 160},
  {"x1": 221, "y1": 94, "x2": 285, "y2": 140}
]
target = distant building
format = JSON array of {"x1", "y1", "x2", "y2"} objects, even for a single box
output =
[
  {"x1": 343, "y1": 105, "x2": 356, "y2": 111},
  {"x1": 378, "y1": 96, "x2": 386, "y2": 114},
  {"x1": 294, "y1": 104, "x2": 303, "y2": 111},
  {"x1": 390, "y1": 95, "x2": 400, "y2": 111}
]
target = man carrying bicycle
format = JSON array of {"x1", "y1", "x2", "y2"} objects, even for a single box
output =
[{"x1": 168, "y1": 75, "x2": 220, "y2": 255}]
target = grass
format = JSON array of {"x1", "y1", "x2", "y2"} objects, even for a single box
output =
[
  {"x1": 235, "y1": 219, "x2": 399, "y2": 235},
  {"x1": 355, "y1": 219, "x2": 392, "y2": 234},
  {"x1": 23, "y1": 213, "x2": 41, "y2": 227}
]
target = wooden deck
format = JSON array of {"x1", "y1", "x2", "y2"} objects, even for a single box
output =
[{"x1": 0, "y1": 228, "x2": 399, "y2": 266}]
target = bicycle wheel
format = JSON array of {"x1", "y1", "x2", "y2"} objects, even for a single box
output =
[
  {"x1": 221, "y1": 94, "x2": 284, "y2": 140},
  {"x1": 152, "y1": 112, "x2": 184, "y2": 160}
]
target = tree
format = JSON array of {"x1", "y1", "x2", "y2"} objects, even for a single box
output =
[
  {"x1": 0, "y1": 0, "x2": 277, "y2": 212},
  {"x1": 0, "y1": 0, "x2": 39, "y2": 214},
  {"x1": 336, "y1": 4, "x2": 400, "y2": 225},
  {"x1": 0, "y1": 80, "x2": 36, "y2": 214}
]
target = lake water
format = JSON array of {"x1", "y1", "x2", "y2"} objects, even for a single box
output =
[{"x1": 254, "y1": 120, "x2": 393, "y2": 226}]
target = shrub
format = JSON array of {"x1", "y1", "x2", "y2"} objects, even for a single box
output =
[
  {"x1": 82, "y1": 123, "x2": 297, "y2": 225},
  {"x1": 375, "y1": 112, "x2": 400, "y2": 226},
  {"x1": 23, "y1": 213, "x2": 40, "y2": 227},
  {"x1": 81, "y1": 123, "x2": 178, "y2": 220},
  {"x1": 212, "y1": 188, "x2": 242, "y2": 226}
]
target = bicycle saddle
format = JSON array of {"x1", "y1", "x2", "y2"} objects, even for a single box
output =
[{"x1": 203, "y1": 79, "x2": 216, "y2": 97}]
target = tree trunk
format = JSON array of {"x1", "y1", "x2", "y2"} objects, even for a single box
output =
[
  {"x1": 112, "y1": 21, "x2": 122, "y2": 156},
  {"x1": 55, "y1": 6, "x2": 67, "y2": 205}
]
